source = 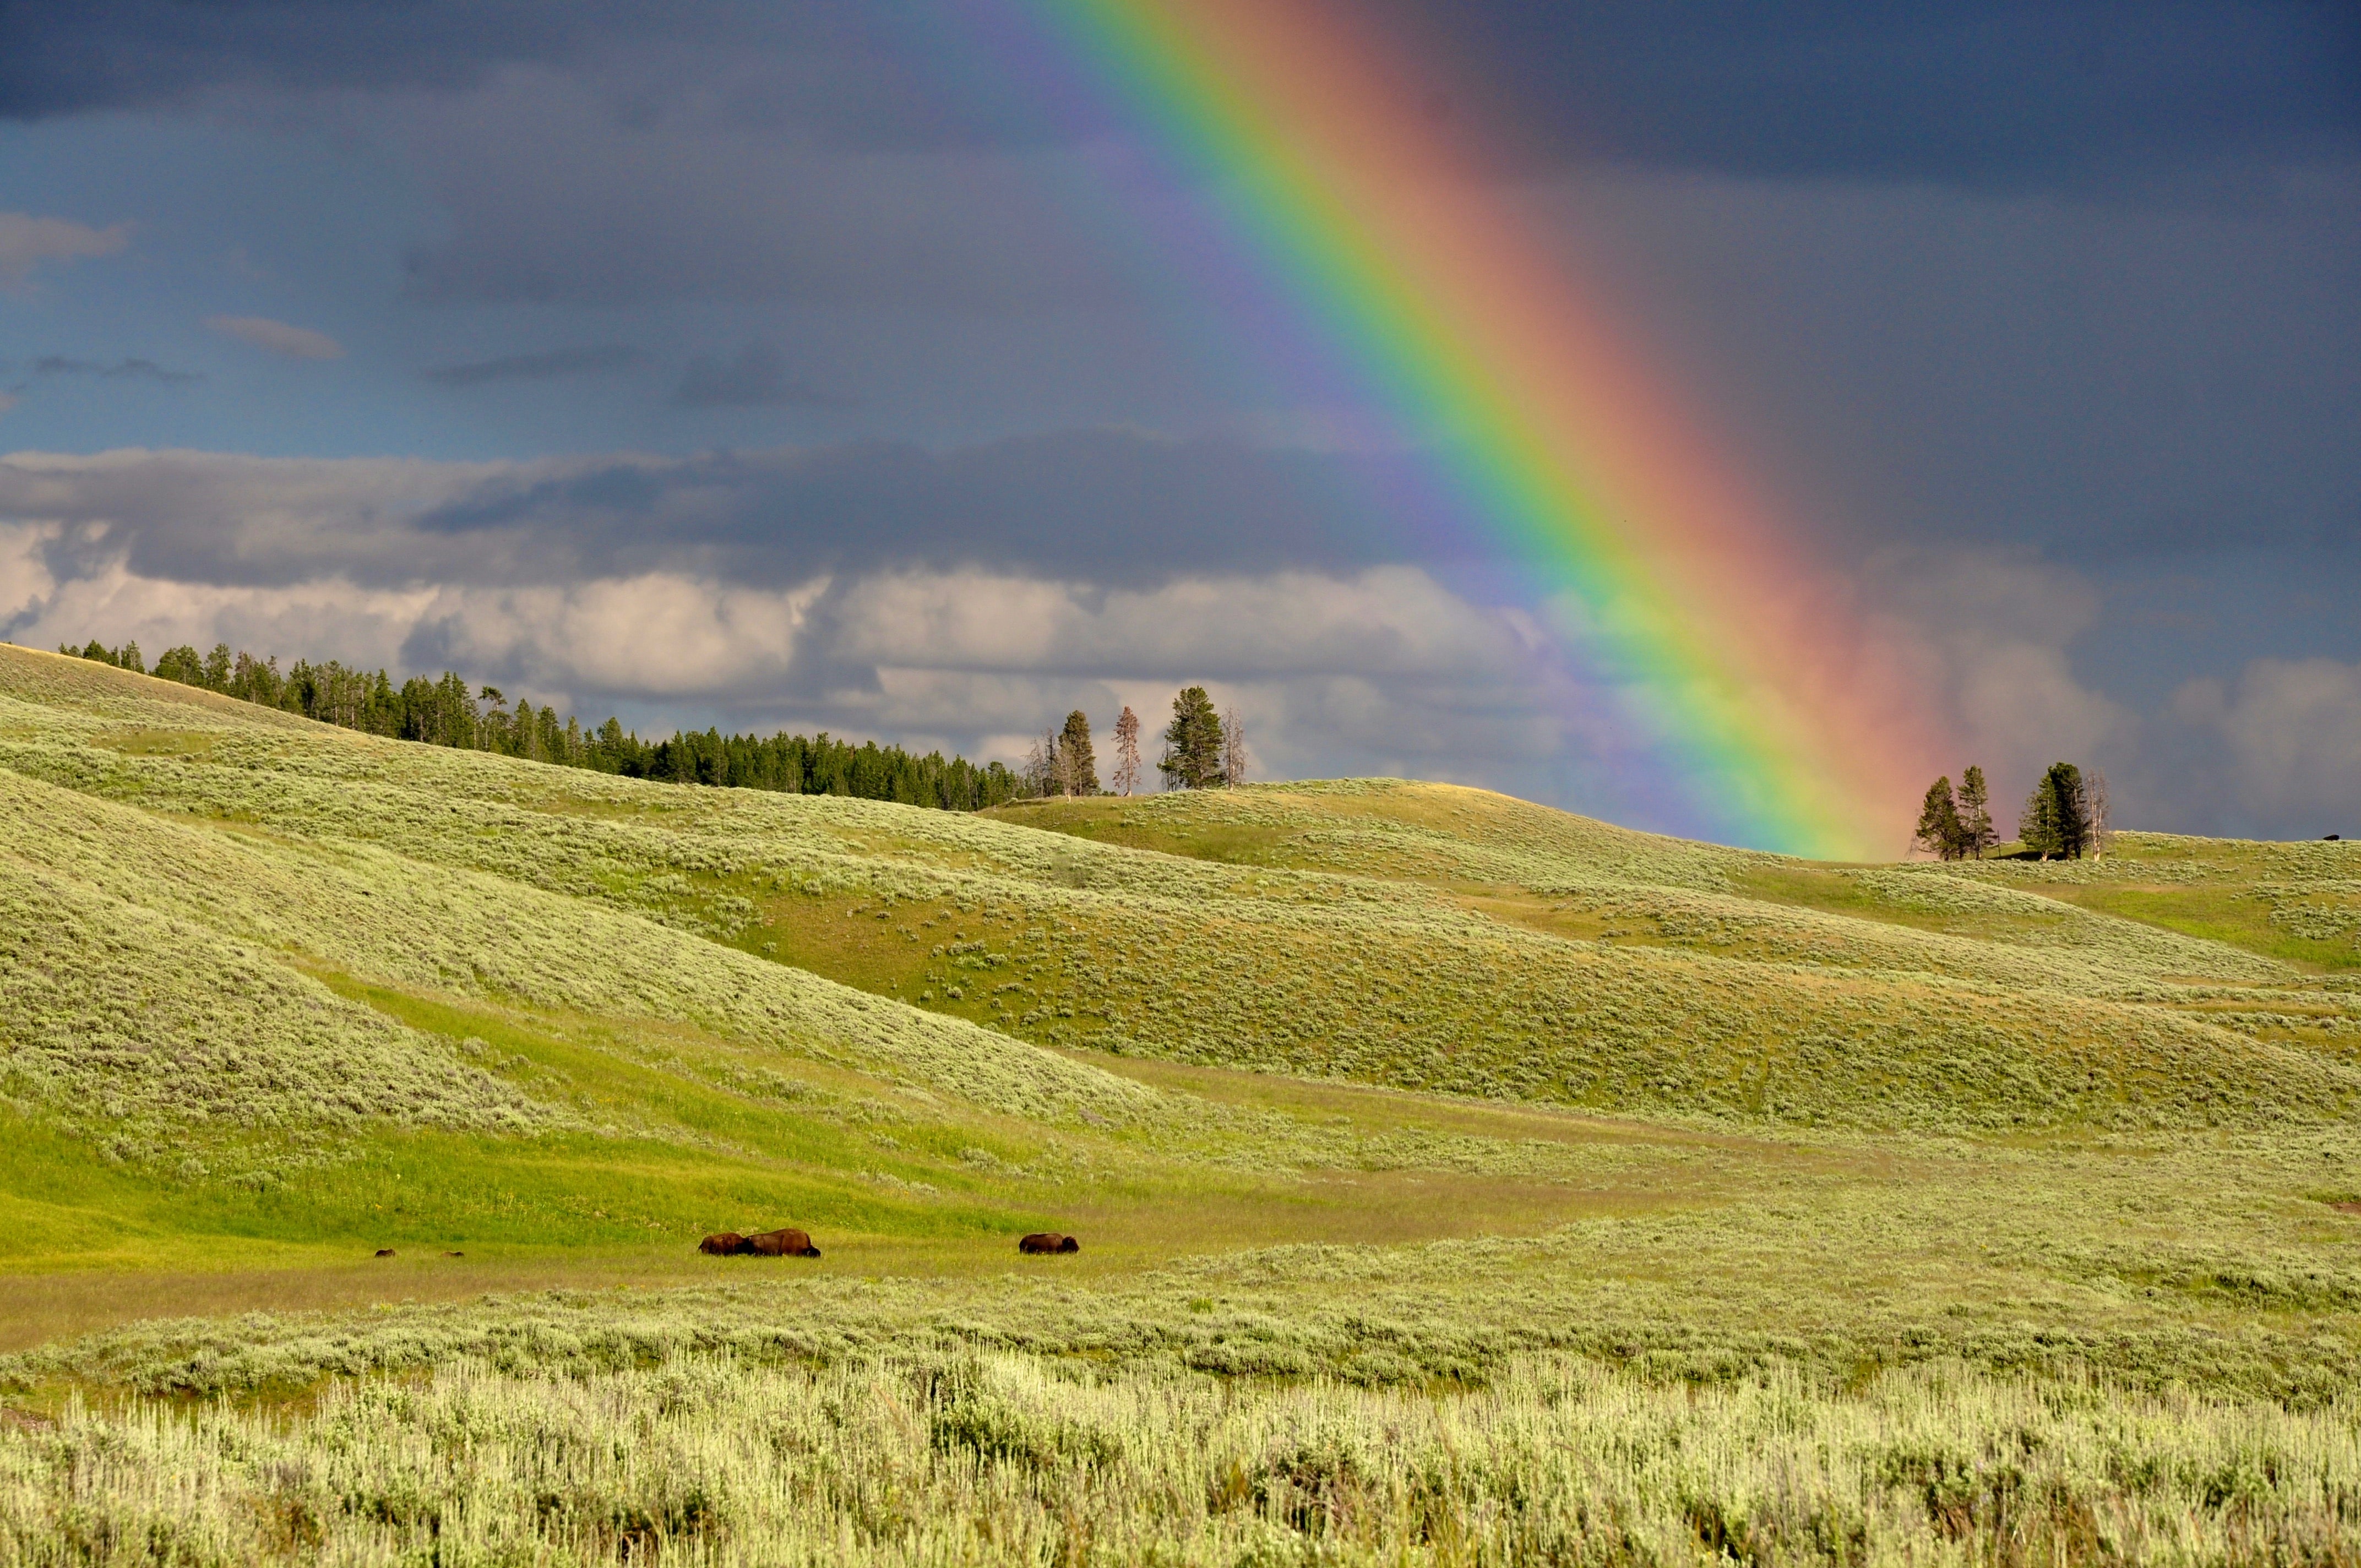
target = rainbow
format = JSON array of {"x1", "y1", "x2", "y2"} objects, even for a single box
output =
[{"x1": 995, "y1": 0, "x2": 1943, "y2": 856}]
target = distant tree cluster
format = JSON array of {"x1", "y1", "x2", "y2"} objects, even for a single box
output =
[
  {"x1": 622, "y1": 726, "x2": 1021, "y2": 809},
  {"x1": 1913, "y1": 765, "x2": 1996, "y2": 861},
  {"x1": 61, "y1": 638, "x2": 1020, "y2": 812},
  {"x1": 1019, "y1": 686, "x2": 1252, "y2": 798},
  {"x1": 1026, "y1": 711, "x2": 1104, "y2": 798},
  {"x1": 2019, "y1": 761, "x2": 2109, "y2": 861},
  {"x1": 1912, "y1": 759, "x2": 2110, "y2": 861}
]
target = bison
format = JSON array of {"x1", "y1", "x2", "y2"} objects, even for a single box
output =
[
  {"x1": 1018, "y1": 1233, "x2": 1079, "y2": 1254},
  {"x1": 373, "y1": 1248, "x2": 396, "y2": 1258},
  {"x1": 698, "y1": 1232, "x2": 753, "y2": 1255},
  {"x1": 746, "y1": 1227, "x2": 821, "y2": 1257}
]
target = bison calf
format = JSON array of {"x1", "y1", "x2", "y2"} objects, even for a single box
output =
[
  {"x1": 746, "y1": 1227, "x2": 821, "y2": 1257},
  {"x1": 1018, "y1": 1233, "x2": 1079, "y2": 1254}
]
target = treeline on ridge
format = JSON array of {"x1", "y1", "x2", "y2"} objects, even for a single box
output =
[{"x1": 55, "y1": 637, "x2": 1022, "y2": 811}]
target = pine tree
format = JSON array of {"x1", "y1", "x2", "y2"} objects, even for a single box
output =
[
  {"x1": 1914, "y1": 776, "x2": 1963, "y2": 859},
  {"x1": 2018, "y1": 781, "x2": 2055, "y2": 859},
  {"x1": 1158, "y1": 686, "x2": 1225, "y2": 790},
  {"x1": 153, "y1": 645, "x2": 205, "y2": 685},
  {"x1": 1058, "y1": 710, "x2": 1099, "y2": 796},
  {"x1": 1956, "y1": 765, "x2": 1995, "y2": 859},
  {"x1": 2050, "y1": 763, "x2": 2091, "y2": 858},
  {"x1": 2019, "y1": 762, "x2": 2091, "y2": 859},
  {"x1": 1111, "y1": 706, "x2": 1141, "y2": 797}
]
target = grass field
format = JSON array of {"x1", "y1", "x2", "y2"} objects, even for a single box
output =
[{"x1": 1, "y1": 643, "x2": 2357, "y2": 1563}]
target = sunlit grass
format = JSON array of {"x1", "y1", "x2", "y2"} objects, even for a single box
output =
[
  {"x1": 6, "y1": 644, "x2": 2361, "y2": 1561},
  {"x1": 11, "y1": 1353, "x2": 2361, "y2": 1564}
]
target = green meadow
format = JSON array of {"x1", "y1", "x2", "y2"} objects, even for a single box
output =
[{"x1": 1, "y1": 641, "x2": 2358, "y2": 1564}]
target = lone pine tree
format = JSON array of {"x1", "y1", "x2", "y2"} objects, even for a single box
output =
[
  {"x1": 1956, "y1": 765, "x2": 1995, "y2": 859},
  {"x1": 1159, "y1": 686, "x2": 1226, "y2": 790},
  {"x1": 1058, "y1": 710, "x2": 1099, "y2": 796},
  {"x1": 1914, "y1": 776, "x2": 1965, "y2": 860},
  {"x1": 1110, "y1": 706, "x2": 1141, "y2": 796}
]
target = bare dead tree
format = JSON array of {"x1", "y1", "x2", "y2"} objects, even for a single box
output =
[
  {"x1": 1022, "y1": 729, "x2": 1058, "y2": 799},
  {"x1": 1111, "y1": 705, "x2": 1141, "y2": 796},
  {"x1": 2086, "y1": 767, "x2": 2111, "y2": 858},
  {"x1": 1221, "y1": 706, "x2": 1248, "y2": 787}
]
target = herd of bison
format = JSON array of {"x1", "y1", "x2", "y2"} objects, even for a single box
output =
[
  {"x1": 370, "y1": 1228, "x2": 1080, "y2": 1259},
  {"x1": 694, "y1": 1228, "x2": 1080, "y2": 1257}
]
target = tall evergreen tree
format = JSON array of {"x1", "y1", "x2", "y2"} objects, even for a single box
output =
[
  {"x1": 1058, "y1": 710, "x2": 1099, "y2": 796},
  {"x1": 1913, "y1": 776, "x2": 1963, "y2": 859},
  {"x1": 2019, "y1": 762, "x2": 2091, "y2": 859},
  {"x1": 2018, "y1": 778, "x2": 2057, "y2": 858},
  {"x1": 1158, "y1": 685, "x2": 1225, "y2": 790},
  {"x1": 1956, "y1": 765, "x2": 1995, "y2": 859},
  {"x1": 1111, "y1": 706, "x2": 1141, "y2": 797}
]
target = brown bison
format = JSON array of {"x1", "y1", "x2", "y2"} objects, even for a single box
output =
[
  {"x1": 746, "y1": 1227, "x2": 821, "y2": 1257},
  {"x1": 698, "y1": 1232, "x2": 753, "y2": 1255},
  {"x1": 1018, "y1": 1233, "x2": 1079, "y2": 1254},
  {"x1": 373, "y1": 1248, "x2": 396, "y2": 1258}
]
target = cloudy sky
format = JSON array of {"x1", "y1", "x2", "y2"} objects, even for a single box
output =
[{"x1": 1, "y1": 1, "x2": 2354, "y2": 843}]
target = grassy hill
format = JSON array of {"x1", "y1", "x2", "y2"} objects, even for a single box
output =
[{"x1": 2, "y1": 641, "x2": 2358, "y2": 1562}]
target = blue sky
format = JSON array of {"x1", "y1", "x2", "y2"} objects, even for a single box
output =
[{"x1": 1, "y1": 1, "x2": 2355, "y2": 840}]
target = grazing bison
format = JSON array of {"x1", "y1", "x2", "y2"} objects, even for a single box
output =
[
  {"x1": 373, "y1": 1248, "x2": 396, "y2": 1257},
  {"x1": 746, "y1": 1227, "x2": 821, "y2": 1257},
  {"x1": 1018, "y1": 1233, "x2": 1079, "y2": 1254},
  {"x1": 698, "y1": 1232, "x2": 753, "y2": 1255}
]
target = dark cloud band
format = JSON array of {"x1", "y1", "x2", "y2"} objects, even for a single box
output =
[
  {"x1": 4, "y1": 2, "x2": 2348, "y2": 188},
  {"x1": 0, "y1": 432, "x2": 1429, "y2": 592}
]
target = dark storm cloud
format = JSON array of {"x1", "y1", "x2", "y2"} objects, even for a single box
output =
[
  {"x1": 1522, "y1": 166, "x2": 2361, "y2": 569},
  {"x1": 673, "y1": 344, "x2": 839, "y2": 409},
  {"x1": 423, "y1": 345, "x2": 646, "y2": 388},
  {"x1": 1383, "y1": 1, "x2": 2359, "y2": 188},
  {"x1": 0, "y1": 1, "x2": 1036, "y2": 150},
  {"x1": 0, "y1": 0, "x2": 574, "y2": 116},
  {"x1": 387, "y1": 76, "x2": 1119, "y2": 310},
  {"x1": 6, "y1": 1, "x2": 2348, "y2": 189},
  {"x1": 0, "y1": 431, "x2": 1418, "y2": 593},
  {"x1": 403, "y1": 432, "x2": 1417, "y2": 583}
]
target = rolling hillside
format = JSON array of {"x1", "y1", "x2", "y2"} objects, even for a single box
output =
[{"x1": 2, "y1": 641, "x2": 2359, "y2": 1562}]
